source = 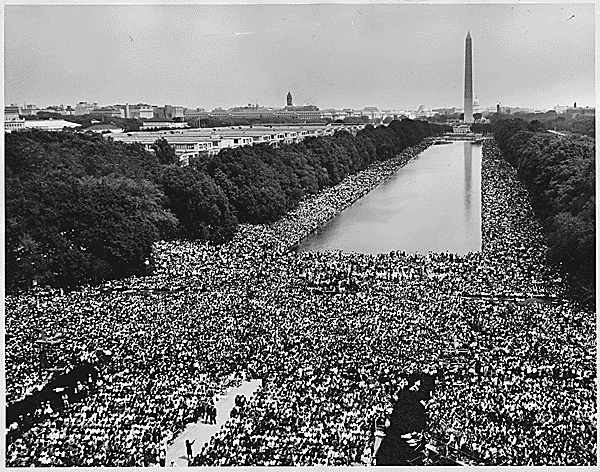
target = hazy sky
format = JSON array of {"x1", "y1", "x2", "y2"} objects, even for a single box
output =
[{"x1": 4, "y1": 2, "x2": 595, "y2": 111}]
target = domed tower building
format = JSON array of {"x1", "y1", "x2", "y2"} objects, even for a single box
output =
[
  {"x1": 286, "y1": 92, "x2": 293, "y2": 107},
  {"x1": 473, "y1": 96, "x2": 481, "y2": 117}
]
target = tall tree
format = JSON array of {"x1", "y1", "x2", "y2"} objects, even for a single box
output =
[{"x1": 152, "y1": 138, "x2": 179, "y2": 166}]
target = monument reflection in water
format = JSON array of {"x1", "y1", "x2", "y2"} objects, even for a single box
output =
[
  {"x1": 464, "y1": 141, "x2": 473, "y2": 218},
  {"x1": 298, "y1": 141, "x2": 482, "y2": 255}
]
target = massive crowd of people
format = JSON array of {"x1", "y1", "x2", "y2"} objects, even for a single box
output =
[
  {"x1": 425, "y1": 144, "x2": 596, "y2": 465},
  {"x1": 5, "y1": 140, "x2": 596, "y2": 467}
]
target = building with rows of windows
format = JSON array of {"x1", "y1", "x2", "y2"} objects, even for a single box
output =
[{"x1": 109, "y1": 123, "x2": 366, "y2": 165}]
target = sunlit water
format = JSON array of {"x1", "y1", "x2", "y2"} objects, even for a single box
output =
[{"x1": 298, "y1": 141, "x2": 482, "y2": 254}]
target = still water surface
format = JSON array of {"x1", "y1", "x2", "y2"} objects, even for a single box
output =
[{"x1": 298, "y1": 141, "x2": 481, "y2": 254}]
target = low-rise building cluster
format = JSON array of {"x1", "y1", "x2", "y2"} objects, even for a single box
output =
[
  {"x1": 5, "y1": 92, "x2": 594, "y2": 135},
  {"x1": 110, "y1": 123, "x2": 367, "y2": 165},
  {"x1": 3, "y1": 92, "x2": 414, "y2": 133}
]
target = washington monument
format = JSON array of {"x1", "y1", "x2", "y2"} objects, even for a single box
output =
[{"x1": 464, "y1": 31, "x2": 473, "y2": 123}]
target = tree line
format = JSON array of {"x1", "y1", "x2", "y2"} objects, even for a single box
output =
[
  {"x1": 493, "y1": 119, "x2": 595, "y2": 305},
  {"x1": 5, "y1": 120, "x2": 449, "y2": 292},
  {"x1": 471, "y1": 111, "x2": 595, "y2": 139}
]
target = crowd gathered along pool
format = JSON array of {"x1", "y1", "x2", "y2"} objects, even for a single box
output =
[{"x1": 5, "y1": 140, "x2": 596, "y2": 466}]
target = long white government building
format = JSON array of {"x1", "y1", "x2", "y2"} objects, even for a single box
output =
[{"x1": 109, "y1": 123, "x2": 366, "y2": 165}]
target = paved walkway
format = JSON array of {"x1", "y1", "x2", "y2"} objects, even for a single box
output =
[{"x1": 166, "y1": 379, "x2": 262, "y2": 467}]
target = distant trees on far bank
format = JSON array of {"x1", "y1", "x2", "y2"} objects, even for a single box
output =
[
  {"x1": 479, "y1": 111, "x2": 595, "y2": 138},
  {"x1": 494, "y1": 119, "x2": 595, "y2": 305},
  {"x1": 5, "y1": 120, "x2": 448, "y2": 292}
]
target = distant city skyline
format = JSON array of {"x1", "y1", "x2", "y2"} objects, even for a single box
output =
[
  {"x1": 7, "y1": 98, "x2": 581, "y2": 114},
  {"x1": 5, "y1": 3, "x2": 595, "y2": 111}
]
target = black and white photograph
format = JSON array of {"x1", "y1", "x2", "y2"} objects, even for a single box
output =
[{"x1": 3, "y1": 0, "x2": 596, "y2": 467}]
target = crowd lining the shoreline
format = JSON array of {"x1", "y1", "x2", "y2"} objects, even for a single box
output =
[{"x1": 5, "y1": 140, "x2": 596, "y2": 466}]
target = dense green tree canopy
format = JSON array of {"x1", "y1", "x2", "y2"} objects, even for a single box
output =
[
  {"x1": 5, "y1": 132, "x2": 174, "y2": 291},
  {"x1": 158, "y1": 165, "x2": 237, "y2": 243},
  {"x1": 494, "y1": 119, "x2": 595, "y2": 304},
  {"x1": 152, "y1": 138, "x2": 179, "y2": 166}
]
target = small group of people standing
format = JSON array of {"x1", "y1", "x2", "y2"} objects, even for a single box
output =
[{"x1": 198, "y1": 402, "x2": 217, "y2": 425}]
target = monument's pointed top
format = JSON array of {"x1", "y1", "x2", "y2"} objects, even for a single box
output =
[{"x1": 466, "y1": 31, "x2": 471, "y2": 39}]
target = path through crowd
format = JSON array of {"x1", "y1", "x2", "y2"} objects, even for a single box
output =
[{"x1": 167, "y1": 379, "x2": 262, "y2": 467}]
